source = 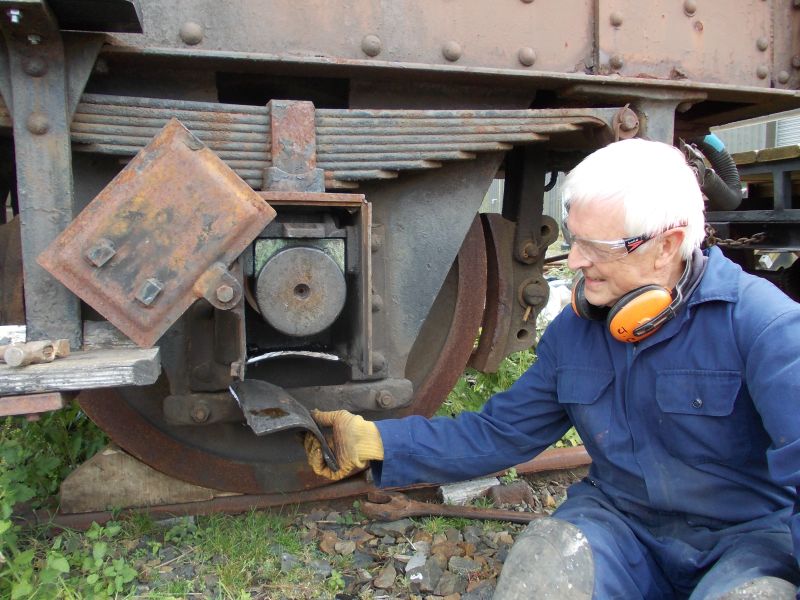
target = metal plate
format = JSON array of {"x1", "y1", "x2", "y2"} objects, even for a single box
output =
[{"x1": 38, "y1": 118, "x2": 276, "y2": 347}]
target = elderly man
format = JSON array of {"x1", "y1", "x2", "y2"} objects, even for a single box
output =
[{"x1": 305, "y1": 139, "x2": 800, "y2": 599}]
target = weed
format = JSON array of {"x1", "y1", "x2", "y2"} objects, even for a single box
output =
[{"x1": 500, "y1": 467, "x2": 519, "y2": 484}]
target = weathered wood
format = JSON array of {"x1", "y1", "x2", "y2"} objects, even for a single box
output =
[
  {"x1": 0, "y1": 347, "x2": 160, "y2": 395},
  {"x1": 0, "y1": 391, "x2": 68, "y2": 417},
  {"x1": 82, "y1": 320, "x2": 137, "y2": 350},
  {"x1": 60, "y1": 444, "x2": 238, "y2": 513},
  {"x1": 438, "y1": 476, "x2": 500, "y2": 506}
]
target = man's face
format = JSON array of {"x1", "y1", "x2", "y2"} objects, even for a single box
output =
[{"x1": 565, "y1": 201, "x2": 659, "y2": 307}]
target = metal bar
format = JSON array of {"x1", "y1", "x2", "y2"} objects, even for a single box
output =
[
  {"x1": 72, "y1": 143, "x2": 270, "y2": 162},
  {"x1": 317, "y1": 133, "x2": 548, "y2": 144},
  {"x1": 316, "y1": 116, "x2": 605, "y2": 128},
  {"x1": 72, "y1": 112, "x2": 269, "y2": 133},
  {"x1": 321, "y1": 151, "x2": 476, "y2": 162},
  {"x1": 70, "y1": 131, "x2": 267, "y2": 151},
  {"x1": 315, "y1": 124, "x2": 583, "y2": 135},
  {"x1": 320, "y1": 160, "x2": 441, "y2": 171},
  {"x1": 1, "y1": 4, "x2": 81, "y2": 347},
  {"x1": 318, "y1": 142, "x2": 515, "y2": 153},
  {"x1": 706, "y1": 209, "x2": 800, "y2": 223},
  {"x1": 330, "y1": 170, "x2": 400, "y2": 181},
  {"x1": 81, "y1": 93, "x2": 269, "y2": 115},
  {"x1": 70, "y1": 121, "x2": 267, "y2": 142},
  {"x1": 318, "y1": 108, "x2": 614, "y2": 119}
]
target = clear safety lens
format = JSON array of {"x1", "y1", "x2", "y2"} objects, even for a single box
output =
[{"x1": 562, "y1": 221, "x2": 651, "y2": 263}]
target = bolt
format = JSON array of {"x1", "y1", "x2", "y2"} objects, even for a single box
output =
[
  {"x1": 609, "y1": 55, "x2": 624, "y2": 70},
  {"x1": 518, "y1": 47, "x2": 536, "y2": 67},
  {"x1": 683, "y1": 0, "x2": 697, "y2": 16},
  {"x1": 523, "y1": 283, "x2": 546, "y2": 307},
  {"x1": 26, "y1": 112, "x2": 49, "y2": 135},
  {"x1": 442, "y1": 40, "x2": 462, "y2": 62},
  {"x1": 361, "y1": 34, "x2": 382, "y2": 57},
  {"x1": 190, "y1": 402, "x2": 210, "y2": 423},
  {"x1": 372, "y1": 293, "x2": 383, "y2": 312},
  {"x1": 756, "y1": 37, "x2": 769, "y2": 52},
  {"x1": 756, "y1": 65, "x2": 769, "y2": 79},
  {"x1": 619, "y1": 110, "x2": 638, "y2": 131},
  {"x1": 609, "y1": 12, "x2": 623, "y2": 27},
  {"x1": 521, "y1": 241, "x2": 539, "y2": 261},
  {"x1": 135, "y1": 278, "x2": 164, "y2": 307},
  {"x1": 179, "y1": 21, "x2": 204, "y2": 45},
  {"x1": 376, "y1": 390, "x2": 394, "y2": 408},
  {"x1": 85, "y1": 238, "x2": 116, "y2": 268},
  {"x1": 215, "y1": 284, "x2": 235, "y2": 303},
  {"x1": 778, "y1": 70, "x2": 790, "y2": 84},
  {"x1": 22, "y1": 56, "x2": 47, "y2": 77},
  {"x1": 6, "y1": 8, "x2": 20, "y2": 24},
  {"x1": 792, "y1": 56, "x2": 800, "y2": 69},
  {"x1": 372, "y1": 352, "x2": 386, "y2": 372}
]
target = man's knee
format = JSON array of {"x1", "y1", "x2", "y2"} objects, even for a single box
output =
[
  {"x1": 710, "y1": 576, "x2": 797, "y2": 600},
  {"x1": 494, "y1": 517, "x2": 594, "y2": 600}
]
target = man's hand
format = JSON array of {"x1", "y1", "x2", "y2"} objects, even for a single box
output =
[{"x1": 304, "y1": 409, "x2": 384, "y2": 481}]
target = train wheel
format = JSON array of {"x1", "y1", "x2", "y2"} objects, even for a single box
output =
[{"x1": 78, "y1": 217, "x2": 488, "y2": 494}]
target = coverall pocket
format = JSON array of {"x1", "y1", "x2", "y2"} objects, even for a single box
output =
[
  {"x1": 556, "y1": 367, "x2": 614, "y2": 450},
  {"x1": 655, "y1": 370, "x2": 749, "y2": 464}
]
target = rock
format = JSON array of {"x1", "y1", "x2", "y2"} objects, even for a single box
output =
[
  {"x1": 434, "y1": 571, "x2": 468, "y2": 596},
  {"x1": 373, "y1": 564, "x2": 397, "y2": 589},
  {"x1": 408, "y1": 558, "x2": 443, "y2": 593},
  {"x1": 488, "y1": 480, "x2": 536, "y2": 506},
  {"x1": 448, "y1": 555, "x2": 481, "y2": 576},
  {"x1": 445, "y1": 528, "x2": 463, "y2": 543},
  {"x1": 462, "y1": 525, "x2": 483, "y2": 546},
  {"x1": 280, "y1": 553, "x2": 300, "y2": 572},
  {"x1": 462, "y1": 579, "x2": 496, "y2": 599},
  {"x1": 404, "y1": 553, "x2": 427, "y2": 573},
  {"x1": 309, "y1": 558, "x2": 332, "y2": 578},
  {"x1": 335, "y1": 540, "x2": 356, "y2": 555},
  {"x1": 544, "y1": 491, "x2": 557, "y2": 508},
  {"x1": 319, "y1": 530, "x2": 339, "y2": 555},
  {"x1": 431, "y1": 541, "x2": 465, "y2": 561},
  {"x1": 352, "y1": 550, "x2": 376, "y2": 568},
  {"x1": 410, "y1": 540, "x2": 431, "y2": 558}
]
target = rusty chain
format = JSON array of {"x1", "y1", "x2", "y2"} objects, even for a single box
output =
[{"x1": 704, "y1": 224, "x2": 767, "y2": 248}]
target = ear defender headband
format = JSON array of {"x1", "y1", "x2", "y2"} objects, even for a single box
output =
[{"x1": 571, "y1": 257, "x2": 698, "y2": 343}]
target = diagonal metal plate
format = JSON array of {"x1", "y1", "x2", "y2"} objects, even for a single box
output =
[{"x1": 38, "y1": 118, "x2": 276, "y2": 347}]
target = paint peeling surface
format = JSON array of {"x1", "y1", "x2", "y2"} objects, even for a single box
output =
[{"x1": 38, "y1": 119, "x2": 276, "y2": 347}]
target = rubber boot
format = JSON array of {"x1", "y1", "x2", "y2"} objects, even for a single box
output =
[
  {"x1": 714, "y1": 576, "x2": 797, "y2": 600},
  {"x1": 494, "y1": 517, "x2": 594, "y2": 599}
]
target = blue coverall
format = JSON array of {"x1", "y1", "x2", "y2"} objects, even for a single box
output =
[{"x1": 372, "y1": 246, "x2": 800, "y2": 598}]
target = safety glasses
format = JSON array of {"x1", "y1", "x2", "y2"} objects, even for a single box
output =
[{"x1": 562, "y1": 220, "x2": 655, "y2": 263}]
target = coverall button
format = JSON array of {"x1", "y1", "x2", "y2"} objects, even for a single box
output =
[{"x1": 692, "y1": 398, "x2": 703, "y2": 409}]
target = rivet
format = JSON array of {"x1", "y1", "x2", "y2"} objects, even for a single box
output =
[
  {"x1": 372, "y1": 293, "x2": 383, "y2": 312},
  {"x1": 442, "y1": 40, "x2": 462, "y2": 62},
  {"x1": 518, "y1": 47, "x2": 536, "y2": 67},
  {"x1": 372, "y1": 352, "x2": 386, "y2": 372},
  {"x1": 792, "y1": 56, "x2": 800, "y2": 69},
  {"x1": 677, "y1": 101, "x2": 694, "y2": 113},
  {"x1": 22, "y1": 56, "x2": 47, "y2": 77},
  {"x1": 361, "y1": 34, "x2": 382, "y2": 57},
  {"x1": 179, "y1": 21, "x2": 204, "y2": 45},
  {"x1": 756, "y1": 37, "x2": 769, "y2": 52},
  {"x1": 609, "y1": 55, "x2": 624, "y2": 70},
  {"x1": 683, "y1": 0, "x2": 697, "y2": 16},
  {"x1": 756, "y1": 65, "x2": 769, "y2": 79},
  {"x1": 6, "y1": 8, "x2": 20, "y2": 24},
  {"x1": 136, "y1": 278, "x2": 164, "y2": 307},
  {"x1": 778, "y1": 70, "x2": 790, "y2": 84},
  {"x1": 619, "y1": 111, "x2": 639, "y2": 131},
  {"x1": 85, "y1": 238, "x2": 116, "y2": 268},
  {"x1": 609, "y1": 12, "x2": 623, "y2": 27},
  {"x1": 215, "y1": 284, "x2": 234, "y2": 303},
  {"x1": 376, "y1": 390, "x2": 394, "y2": 408},
  {"x1": 694, "y1": 20, "x2": 704, "y2": 32},
  {"x1": 191, "y1": 402, "x2": 210, "y2": 423},
  {"x1": 27, "y1": 34, "x2": 41, "y2": 45},
  {"x1": 26, "y1": 112, "x2": 49, "y2": 135}
]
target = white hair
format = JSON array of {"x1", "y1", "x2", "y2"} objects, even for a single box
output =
[{"x1": 562, "y1": 138, "x2": 705, "y2": 259}]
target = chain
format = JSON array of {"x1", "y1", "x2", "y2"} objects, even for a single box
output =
[{"x1": 704, "y1": 224, "x2": 767, "y2": 248}]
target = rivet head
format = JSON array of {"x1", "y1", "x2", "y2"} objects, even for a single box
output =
[
  {"x1": 371, "y1": 293, "x2": 383, "y2": 312},
  {"x1": 85, "y1": 238, "x2": 116, "y2": 268},
  {"x1": 372, "y1": 352, "x2": 386, "y2": 372},
  {"x1": 26, "y1": 112, "x2": 49, "y2": 135},
  {"x1": 778, "y1": 70, "x2": 790, "y2": 84},
  {"x1": 136, "y1": 278, "x2": 164, "y2": 306},
  {"x1": 22, "y1": 56, "x2": 47, "y2": 77},
  {"x1": 191, "y1": 403, "x2": 210, "y2": 423},
  {"x1": 518, "y1": 47, "x2": 536, "y2": 67},
  {"x1": 619, "y1": 111, "x2": 639, "y2": 131},
  {"x1": 442, "y1": 40, "x2": 462, "y2": 62},
  {"x1": 609, "y1": 12, "x2": 623, "y2": 27},
  {"x1": 683, "y1": 0, "x2": 697, "y2": 16},
  {"x1": 609, "y1": 55, "x2": 624, "y2": 70},
  {"x1": 376, "y1": 390, "x2": 394, "y2": 408},
  {"x1": 215, "y1": 284, "x2": 234, "y2": 303},
  {"x1": 756, "y1": 37, "x2": 769, "y2": 52},
  {"x1": 179, "y1": 21, "x2": 204, "y2": 45},
  {"x1": 692, "y1": 398, "x2": 703, "y2": 409},
  {"x1": 756, "y1": 65, "x2": 769, "y2": 79},
  {"x1": 361, "y1": 34, "x2": 382, "y2": 57},
  {"x1": 792, "y1": 56, "x2": 800, "y2": 69}
]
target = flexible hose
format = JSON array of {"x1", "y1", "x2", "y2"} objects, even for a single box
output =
[{"x1": 692, "y1": 134, "x2": 742, "y2": 211}]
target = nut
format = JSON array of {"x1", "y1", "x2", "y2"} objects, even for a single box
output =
[
  {"x1": 215, "y1": 284, "x2": 235, "y2": 303},
  {"x1": 190, "y1": 403, "x2": 210, "y2": 423},
  {"x1": 376, "y1": 390, "x2": 394, "y2": 408},
  {"x1": 136, "y1": 278, "x2": 164, "y2": 307}
]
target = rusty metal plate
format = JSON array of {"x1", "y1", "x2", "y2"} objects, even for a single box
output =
[
  {"x1": 38, "y1": 118, "x2": 276, "y2": 347},
  {"x1": 596, "y1": 0, "x2": 773, "y2": 87}
]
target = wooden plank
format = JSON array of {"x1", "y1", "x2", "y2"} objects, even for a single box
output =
[
  {"x1": 83, "y1": 320, "x2": 137, "y2": 350},
  {"x1": 0, "y1": 391, "x2": 67, "y2": 417},
  {"x1": 438, "y1": 477, "x2": 500, "y2": 506},
  {"x1": 0, "y1": 347, "x2": 160, "y2": 395}
]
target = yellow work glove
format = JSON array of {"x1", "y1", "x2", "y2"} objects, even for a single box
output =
[{"x1": 304, "y1": 409, "x2": 384, "y2": 481}]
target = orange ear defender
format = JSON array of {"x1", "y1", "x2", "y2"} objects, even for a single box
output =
[{"x1": 571, "y1": 256, "x2": 698, "y2": 343}]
